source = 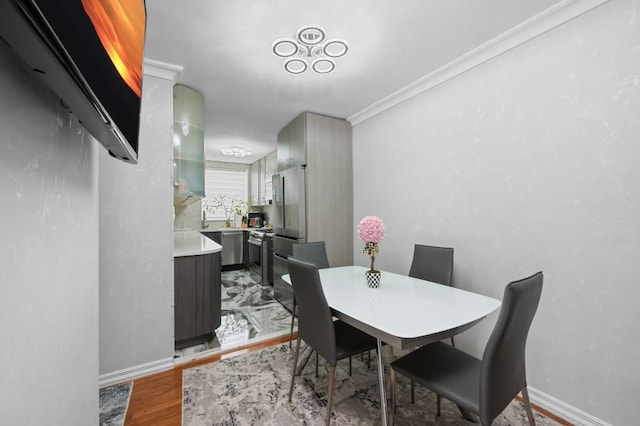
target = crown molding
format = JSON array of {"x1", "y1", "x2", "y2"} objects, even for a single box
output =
[
  {"x1": 347, "y1": 0, "x2": 610, "y2": 126},
  {"x1": 143, "y1": 58, "x2": 184, "y2": 83}
]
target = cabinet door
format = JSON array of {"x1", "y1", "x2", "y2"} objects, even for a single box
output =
[
  {"x1": 174, "y1": 255, "x2": 197, "y2": 343},
  {"x1": 174, "y1": 252, "x2": 221, "y2": 348},
  {"x1": 277, "y1": 113, "x2": 305, "y2": 170},
  {"x1": 173, "y1": 85, "x2": 205, "y2": 207},
  {"x1": 264, "y1": 151, "x2": 276, "y2": 204},
  {"x1": 202, "y1": 232, "x2": 221, "y2": 244},
  {"x1": 250, "y1": 161, "x2": 261, "y2": 206},
  {"x1": 193, "y1": 254, "x2": 215, "y2": 336},
  {"x1": 243, "y1": 231, "x2": 250, "y2": 267}
]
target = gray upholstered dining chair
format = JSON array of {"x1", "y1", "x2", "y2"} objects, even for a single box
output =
[
  {"x1": 409, "y1": 244, "x2": 454, "y2": 346},
  {"x1": 389, "y1": 271, "x2": 543, "y2": 426},
  {"x1": 287, "y1": 257, "x2": 378, "y2": 425},
  {"x1": 289, "y1": 241, "x2": 330, "y2": 347},
  {"x1": 407, "y1": 244, "x2": 455, "y2": 403},
  {"x1": 409, "y1": 244, "x2": 454, "y2": 288}
]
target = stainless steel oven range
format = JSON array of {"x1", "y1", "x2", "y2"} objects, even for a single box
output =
[{"x1": 248, "y1": 230, "x2": 269, "y2": 284}]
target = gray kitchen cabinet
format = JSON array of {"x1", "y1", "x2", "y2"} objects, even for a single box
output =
[
  {"x1": 276, "y1": 112, "x2": 353, "y2": 266},
  {"x1": 277, "y1": 113, "x2": 306, "y2": 171},
  {"x1": 174, "y1": 251, "x2": 221, "y2": 349},
  {"x1": 263, "y1": 151, "x2": 276, "y2": 205},
  {"x1": 250, "y1": 158, "x2": 263, "y2": 206},
  {"x1": 250, "y1": 150, "x2": 277, "y2": 207},
  {"x1": 202, "y1": 231, "x2": 221, "y2": 244},
  {"x1": 243, "y1": 230, "x2": 250, "y2": 268},
  {"x1": 265, "y1": 235, "x2": 273, "y2": 284}
]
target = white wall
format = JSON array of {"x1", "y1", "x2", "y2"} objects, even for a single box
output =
[
  {"x1": 352, "y1": 0, "x2": 639, "y2": 424},
  {"x1": 0, "y1": 48, "x2": 99, "y2": 423},
  {"x1": 99, "y1": 70, "x2": 175, "y2": 380}
]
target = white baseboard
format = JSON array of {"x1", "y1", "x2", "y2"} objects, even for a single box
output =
[
  {"x1": 99, "y1": 357, "x2": 174, "y2": 388},
  {"x1": 528, "y1": 386, "x2": 612, "y2": 426}
]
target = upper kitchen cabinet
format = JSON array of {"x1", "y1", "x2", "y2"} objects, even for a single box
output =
[
  {"x1": 173, "y1": 84, "x2": 205, "y2": 208},
  {"x1": 277, "y1": 113, "x2": 306, "y2": 171},
  {"x1": 250, "y1": 150, "x2": 276, "y2": 207},
  {"x1": 263, "y1": 151, "x2": 276, "y2": 204},
  {"x1": 250, "y1": 158, "x2": 263, "y2": 207}
]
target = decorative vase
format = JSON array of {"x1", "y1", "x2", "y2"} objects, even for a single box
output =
[{"x1": 366, "y1": 270, "x2": 381, "y2": 288}]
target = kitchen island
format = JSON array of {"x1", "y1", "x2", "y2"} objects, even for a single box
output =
[{"x1": 173, "y1": 231, "x2": 222, "y2": 350}]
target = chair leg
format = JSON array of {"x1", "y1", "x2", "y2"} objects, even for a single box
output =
[
  {"x1": 295, "y1": 345, "x2": 313, "y2": 376},
  {"x1": 410, "y1": 379, "x2": 415, "y2": 403},
  {"x1": 349, "y1": 356, "x2": 352, "y2": 376},
  {"x1": 436, "y1": 394, "x2": 441, "y2": 416},
  {"x1": 450, "y1": 335, "x2": 455, "y2": 347},
  {"x1": 326, "y1": 366, "x2": 336, "y2": 426},
  {"x1": 390, "y1": 367, "x2": 397, "y2": 426},
  {"x1": 315, "y1": 351, "x2": 320, "y2": 378},
  {"x1": 289, "y1": 336, "x2": 302, "y2": 402},
  {"x1": 289, "y1": 299, "x2": 296, "y2": 349},
  {"x1": 521, "y1": 386, "x2": 536, "y2": 426}
]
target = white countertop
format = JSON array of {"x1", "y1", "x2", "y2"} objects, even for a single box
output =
[{"x1": 174, "y1": 231, "x2": 222, "y2": 257}]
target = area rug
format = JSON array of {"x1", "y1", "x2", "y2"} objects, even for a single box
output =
[
  {"x1": 99, "y1": 381, "x2": 133, "y2": 426},
  {"x1": 182, "y1": 343, "x2": 560, "y2": 425}
]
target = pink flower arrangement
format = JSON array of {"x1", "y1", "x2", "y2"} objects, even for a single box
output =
[{"x1": 357, "y1": 216, "x2": 385, "y2": 271}]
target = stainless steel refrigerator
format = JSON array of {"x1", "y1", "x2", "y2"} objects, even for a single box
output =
[{"x1": 271, "y1": 166, "x2": 306, "y2": 312}]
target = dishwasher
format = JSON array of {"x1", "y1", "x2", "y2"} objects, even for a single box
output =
[{"x1": 221, "y1": 231, "x2": 243, "y2": 266}]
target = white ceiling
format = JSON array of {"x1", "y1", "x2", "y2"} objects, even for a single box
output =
[{"x1": 144, "y1": 0, "x2": 562, "y2": 164}]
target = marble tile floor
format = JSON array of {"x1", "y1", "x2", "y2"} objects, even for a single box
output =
[{"x1": 174, "y1": 269, "x2": 294, "y2": 363}]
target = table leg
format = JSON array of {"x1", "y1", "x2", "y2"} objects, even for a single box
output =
[{"x1": 376, "y1": 338, "x2": 388, "y2": 426}]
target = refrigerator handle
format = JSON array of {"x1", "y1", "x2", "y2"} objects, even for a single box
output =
[
  {"x1": 281, "y1": 175, "x2": 285, "y2": 230},
  {"x1": 273, "y1": 173, "x2": 285, "y2": 231}
]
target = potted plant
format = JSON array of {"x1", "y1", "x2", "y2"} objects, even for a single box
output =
[
  {"x1": 210, "y1": 195, "x2": 246, "y2": 228},
  {"x1": 357, "y1": 216, "x2": 385, "y2": 288}
]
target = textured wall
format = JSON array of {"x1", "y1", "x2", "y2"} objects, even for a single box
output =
[
  {"x1": 99, "y1": 74, "x2": 175, "y2": 375},
  {"x1": 0, "y1": 48, "x2": 99, "y2": 423},
  {"x1": 352, "y1": 0, "x2": 639, "y2": 424}
]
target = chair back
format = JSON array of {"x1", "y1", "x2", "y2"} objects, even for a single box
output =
[
  {"x1": 287, "y1": 256, "x2": 337, "y2": 365},
  {"x1": 408, "y1": 244, "x2": 454, "y2": 286},
  {"x1": 292, "y1": 241, "x2": 330, "y2": 269},
  {"x1": 479, "y1": 271, "x2": 543, "y2": 425}
]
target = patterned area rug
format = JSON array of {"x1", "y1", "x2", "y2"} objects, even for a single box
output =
[
  {"x1": 182, "y1": 343, "x2": 560, "y2": 425},
  {"x1": 99, "y1": 382, "x2": 132, "y2": 426}
]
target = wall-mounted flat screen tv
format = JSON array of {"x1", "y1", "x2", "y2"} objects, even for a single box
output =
[{"x1": 0, "y1": 0, "x2": 146, "y2": 164}]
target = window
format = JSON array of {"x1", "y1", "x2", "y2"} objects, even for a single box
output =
[{"x1": 203, "y1": 166, "x2": 248, "y2": 220}]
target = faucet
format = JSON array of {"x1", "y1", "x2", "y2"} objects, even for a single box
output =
[{"x1": 201, "y1": 210, "x2": 209, "y2": 229}]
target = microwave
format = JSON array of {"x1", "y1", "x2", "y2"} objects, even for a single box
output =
[{"x1": 248, "y1": 212, "x2": 265, "y2": 228}]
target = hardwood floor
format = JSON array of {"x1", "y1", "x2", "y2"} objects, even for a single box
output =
[
  {"x1": 123, "y1": 333, "x2": 571, "y2": 425},
  {"x1": 124, "y1": 334, "x2": 293, "y2": 425}
]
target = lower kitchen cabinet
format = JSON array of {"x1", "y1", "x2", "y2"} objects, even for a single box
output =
[
  {"x1": 202, "y1": 231, "x2": 221, "y2": 244},
  {"x1": 174, "y1": 251, "x2": 221, "y2": 349},
  {"x1": 243, "y1": 231, "x2": 250, "y2": 268},
  {"x1": 265, "y1": 235, "x2": 273, "y2": 285}
]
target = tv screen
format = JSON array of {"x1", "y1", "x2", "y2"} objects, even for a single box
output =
[{"x1": 0, "y1": 0, "x2": 146, "y2": 164}]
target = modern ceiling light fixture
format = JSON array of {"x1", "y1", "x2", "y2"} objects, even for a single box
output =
[
  {"x1": 220, "y1": 145, "x2": 252, "y2": 158},
  {"x1": 272, "y1": 25, "x2": 348, "y2": 74}
]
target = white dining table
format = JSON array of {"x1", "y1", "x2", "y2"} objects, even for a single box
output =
[{"x1": 283, "y1": 265, "x2": 501, "y2": 425}]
